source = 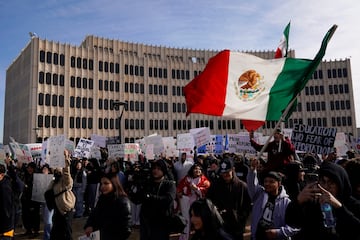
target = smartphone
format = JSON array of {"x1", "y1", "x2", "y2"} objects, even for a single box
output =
[{"x1": 305, "y1": 173, "x2": 319, "y2": 184}]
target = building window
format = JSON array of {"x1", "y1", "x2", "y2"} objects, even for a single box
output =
[
  {"x1": 83, "y1": 59, "x2": 87, "y2": 69},
  {"x1": 38, "y1": 93, "x2": 44, "y2": 105},
  {"x1": 46, "y1": 73, "x2": 51, "y2": 84},
  {"x1": 89, "y1": 78, "x2": 93, "y2": 89},
  {"x1": 38, "y1": 115, "x2": 43, "y2": 127},
  {"x1": 45, "y1": 94, "x2": 51, "y2": 106},
  {"x1": 71, "y1": 56, "x2": 75, "y2": 68},
  {"x1": 40, "y1": 50, "x2": 45, "y2": 62},
  {"x1": 89, "y1": 59, "x2": 94, "y2": 70},
  {"x1": 70, "y1": 96, "x2": 75, "y2": 108},
  {"x1": 99, "y1": 79, "x2": 103, "y2": 90},
  {"x1": 99, "y1": 61, "x2": 103, "y2": 72},
  {"x1": 76, "y1": 77, "x2": 81, "y2": 88},
  {"x1": 39, "y1": 72, "x2": 44, "y2": 84},
  {"x1": 51, "y1": 116, "x2": 57, "y2": 128},
  {"x1": 59, "y1": 95, "x2": 64, "y2": 107},
  {"x1": 45, "y1": 115, "x2": 50, "y2": 128},
  {"x1": 83, "y1": 78, "x2": 87, "y2": 89},
  {"x1": 59, "y1": 75, "x2": 64, "y2": 86},
  {"x1": 69, "y1": 117, "x2": 74, "y2": 129},
  {"x1": 46, "y1": 52, "x2": 52, "y2": 64},
  {"x1": 70, "y1": 76, "x2": 75, "y2": 87},
  {"x1": 88, "y1": 98, "x2": 93, "y2": 109},
  {"x1": 88, "y1": 118, "x2": 93, "y2": 129},
  {"x1": 76, "y1": 97, "x2": 81, "y2": 108},
  {"x1": 60, "y1": 54, "x2": 65, "y2": 66},
  {"x1": 82, "y1": 117, "x2": 87, "y2": 129},
  {"x1": 76, "y1": 117, "x2": 81, "y2": 129},
  {"x1": 58, "y1": 116, "x2": 64, "y2": 128},
  {"x1": 98, "y1": 118, "x2": 103, "y2": 129},
  {"x1": 77, "y1": 57, "x2": 81, "y2": 68},
  {"x1": 52, "y1": 95, "x2": 57, "y2": 106}
]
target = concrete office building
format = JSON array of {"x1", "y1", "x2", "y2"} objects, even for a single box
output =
[{"x1": 3, "y1": 35, "x2": 357, "y2": 144}]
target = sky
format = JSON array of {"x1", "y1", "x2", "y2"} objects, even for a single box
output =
[{"x1": 0, "y1": 0, "x2": 359, "y2": 143}]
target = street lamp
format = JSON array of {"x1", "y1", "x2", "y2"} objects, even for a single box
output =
[{"x1": 112, "y1": 100, "x2": 128, "y2": 144}]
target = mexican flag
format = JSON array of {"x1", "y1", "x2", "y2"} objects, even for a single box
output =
[
  {"x1": 275, "y1": 22, "x2": 291, "y2": 58},
  {"x1": 184, "y1": 25, "x2": 337, "y2": 130},
  {"x1": 242, "y1": 22, "x2": 291, "y2": 130}
]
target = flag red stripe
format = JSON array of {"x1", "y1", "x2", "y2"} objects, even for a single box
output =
[{"x1": 185, "y1": 50, "x2": 230, "y2": 116}]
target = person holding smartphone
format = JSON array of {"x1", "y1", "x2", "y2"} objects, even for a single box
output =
[{"x1": 285, "y1": 161, "x2": 360, "y2": 240}]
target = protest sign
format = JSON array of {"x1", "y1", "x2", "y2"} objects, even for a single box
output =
[
  {"x1": 46, "y1": 135, "x2": 66, "y2": 168},
  {"x1": 162, "y1": 137, "x2": 178, "y2": 158},
  {"x1": 107, "y1": 144, "x2": 124, "y2": 159},
  {"x1": 90, "y1": 134, "x2": 107, "y2": 148},
  {"x1": 32, "y1": 173, "x2": 54, "y2": 202},
  {"x1": 190, "y1": 127, "x2": 211, "y2": 148},
  {"x1": 144, "y1": 135, "x2": 164, "y2": 155},
  {"x1": 73, "y1": 138, "x2": 95, "y2": 159},
  {"x1": 176, "y1": 133, "x2": 195, "y2": 150},
  {"x1": 291, "y1": 124, "x2": 337, "y2": 155},
  {"x1": 124, "y1": 143, "x2": 140, "y2": 162}
]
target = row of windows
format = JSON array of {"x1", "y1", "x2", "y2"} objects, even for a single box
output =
[
  {"x1": 39, "y1": 72, "x2": 65, "y2": 86},
  {"x1": 39, "y1": 51, "x2": 65, "y2": 66},
  {"x1": 330, "y1": 100, "x2": 351, "y2": 110},
  {"x1": 331, "y1": 116, "x2": 352, "y2": 127},
  {"x1": 125, "y1": 119, "x2": 145, "y2": 130},
  {"x1": 124, "y1": 65, "x2": 144, "y2": 76},
  {"x1": 98, "y1": 118, "x2": 119, "y2": 130},
  {"x1": 171, "y1": 69, "x2": 191, "y2": 80},
  {"x1": 329, "y1": 84, "x2": 349, "y2": 94},
  {"x1": 311, "y1": 68, "x2": 348, "y2": 80},
  {"x1": 172, "y1": 103, "x2": 186, "y2": 113},
  {"x1": 172, "y1": 86, "x2": 185, "y2": 96},
  {"x1": 98, "y1": 80, "x2": 120, "y2": 92},
  {"x1": 149, "y1": 120, "x2": 169, "y2": 130},
  {"x1": 306, "y1": 102, "x2": 326, "y2": 111},
  {"x1": 38, "y1": 115, "x2": 64, "y2": 128},
  {"x1": 148, "y1": 67, "x2": 167, "y2": 78},
  {"x1": 70, "y1": 97, "x2": 93, "y2": 109},
  {"x1": 124, "y1": 82, "x2": 145, "y2": 94},
  {"x1": 38, "y1": 94, "x2": 64, "y2": 107},
  {"x1": 70, "y1": 57, "x2": 94, "y2": 70},
  {"x1": 98, "y1": 61, "x2": 120, "y2": 73},
  {"x1": 70, "y1": 117, "x2": 94, "y2": 129},
  {"x1": 327, "y1": 68, "x2": 348, "y2": 79},
  {"x1": 149, "y1": 102, "x2": 168, "y2": 113},
  {"x1": 304, "y1": 86, "x2": 325, "y2": 95},
  {"x1": 70, "y1": 77, "x2": 94, "y2": 89},
  {"x1": 149, "y1": 84, "x2": 168, "y2": 95}
]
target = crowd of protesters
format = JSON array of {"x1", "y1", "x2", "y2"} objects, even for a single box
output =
[{"x1": 1, "y1": 130, "x2": 360, "y2": 240}]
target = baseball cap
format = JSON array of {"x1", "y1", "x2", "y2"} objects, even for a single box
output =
[
  {"x1": 219, "y1": 159, "x2": 233, "y2": 173},
  {"x1": 264, "y1": 171, "x2": 283, "y2": 182}
]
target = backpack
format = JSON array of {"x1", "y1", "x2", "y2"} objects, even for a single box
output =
[{"x1": 44, "y1": 188, "x2": 67, "y2": 210}]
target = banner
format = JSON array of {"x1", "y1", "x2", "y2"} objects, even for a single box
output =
[
  {"x1": 291, "y1": 124, "x2": 337, "y2": 155},
  {"x1": 73, "y1": 138, "x2": 95, "y2": 159},
  {"x1": 190, "y1": 127, "x2": 211, "y2": 148},
  {"x1": 46, "y1": 135, "x2": 66, "y2": 168}
]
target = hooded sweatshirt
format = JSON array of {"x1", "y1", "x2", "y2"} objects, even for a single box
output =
[
  {"x1": 247, "y1": 170, "x2": 298, "y2": 240},
  {"x1": 286, "y1": 162, "x2": 360, "y2": 240}
]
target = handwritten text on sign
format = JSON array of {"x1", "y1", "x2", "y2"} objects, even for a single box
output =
[{"x1": 291, "y1": 124, "x2": 337, "y2": 155}]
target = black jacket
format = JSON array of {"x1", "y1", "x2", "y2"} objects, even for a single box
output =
[
  {"x1": 84, "y1": 193, "x2": 132, "y2": 240},
  {"x1": 0, "y1": 175, "x2": 14, "y2": 234},
  {"x1": 286, "y1": 162, "x2": 360, "y2": 240},
  {"x1": 206, "y1": 175, "x2": 252, "y2": 239}
]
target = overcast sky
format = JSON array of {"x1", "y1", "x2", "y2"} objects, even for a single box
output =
[{"x1": 0, "y1": 0, "x2": 359, "y2": 143}]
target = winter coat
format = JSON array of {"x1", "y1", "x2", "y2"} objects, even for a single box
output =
[
  {"x1": 0, "y1": 175, "x2": 14, "y2": 234},
  {"x1": 84, "y1": 193, "x2": 132, "y2": 240},
  {"x1": 48, "y1": 158, "x2": 76, "y2": 215}
]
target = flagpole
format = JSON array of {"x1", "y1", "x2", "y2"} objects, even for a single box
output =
[{"x1": 256, "y1": 95, "x2": 298, "y2": 161}]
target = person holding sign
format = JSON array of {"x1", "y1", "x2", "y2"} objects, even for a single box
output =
[
  {"x1": 47, "y1": 150, "x2": 76, "y2": 240},
  {"x1": 250, "y1": 129, "x2": 295, "y2": 174},
  {"x1": 84, "y1": 172, "x2": 132, "y2": 240}
]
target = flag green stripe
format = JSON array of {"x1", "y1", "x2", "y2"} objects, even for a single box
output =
[
  {"x1": 266, "y1": 59, "x2": 312, "y2": 120},
  {"x1": 266, "y1": 24, "x2": 337, "y2": 121}
]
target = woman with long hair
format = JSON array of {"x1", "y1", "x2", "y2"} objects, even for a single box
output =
[
  {"x1": 189, "y1": 199, "x2": 233, "y2": 240},
  {"x1": 84, "y1": 172, "x2": 132, "y2": 240}
]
